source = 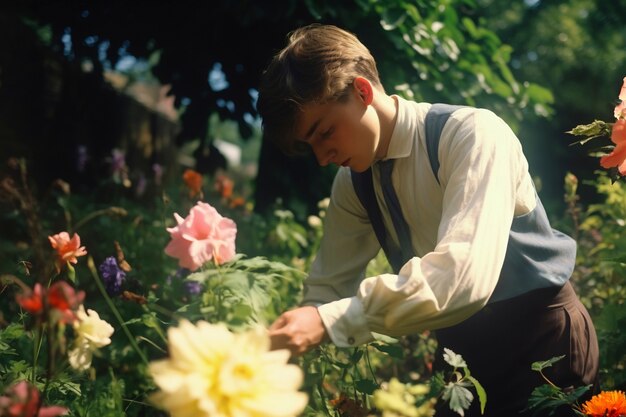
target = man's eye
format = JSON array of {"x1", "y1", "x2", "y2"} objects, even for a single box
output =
[{"x1": 320, "y1": 127, "x2": 334, "y2": 139}]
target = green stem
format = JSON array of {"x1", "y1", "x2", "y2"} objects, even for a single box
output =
[
  {"x1": 73, "y1": 207, "x2": 127, "y2": 232},
  {"x1": 87, "y1": 256, "x2": 149, "y2": 366},
  {"x1": 32, "y1": 325, "x2": 44, "y2": 383},
  {"x1": 540, "y1": 370, "x2": 557, "y2": 387},
  {"x1": 364, "y1": 347, "x2": 379, "y2": 386},
  {"x1": 137, "y1": 336, "x2": 167, "y2": 353}
]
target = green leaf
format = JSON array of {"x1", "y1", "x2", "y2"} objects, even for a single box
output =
[
  {"x1": 525, "y1": 83, "x2": 555, "y2": 104},
  {"x1": 465, "y1": 374, "x2": 487, "y2": 414},
  {"x1": 525, "y1": 384, "x2": 570, "y2": 413},
  {"x1": 599, "y1": 254, "x2": 626, "y2": 264},
  {"x1": 355, "y1": 378, "x2": 379, "y2": 395},
  {"x1": 442, "y1": 381, "x2": 474, "y2": 416},
  {"x1": 443, "y1": 347, "x2": 467, "y2": 368},
  {"x1": 531, "y1": 355, "x2": 565, "y2": 372},
  {"x1": 380, "y1": 7, "x2": 408, "y2": 31},
  {"x1": 566, "y1": 120, "x2": 612, "y2": 138},
  {"x1": 0, "y1": 323, "x2": 26, "y2": 341},
  {"x1": 66, "y1": 262, "x2": 76, "y2": 283},
  {"x1": 371, "y1": 342, "x2": 404, "y2": 359},
  {"x1": 350, "y1": 348, "x2": 364, "y2": 363}
]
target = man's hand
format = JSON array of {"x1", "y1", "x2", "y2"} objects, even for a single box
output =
[{"x1": 269, "y1": 306, "x2": 329, "y2": 357}]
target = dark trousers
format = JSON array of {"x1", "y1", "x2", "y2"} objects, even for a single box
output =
[{"x1": 433, "y1": 281, "x2": 599, "y2": 417}]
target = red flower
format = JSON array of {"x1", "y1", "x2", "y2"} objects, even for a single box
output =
[
  {"x1": 0, "y1": 381, "x2": 67, "y2": 417},
  {"x1": 16, "y1": 283, "x2": 44, "y2": 315},
  {"x1": 48, "y1": 232, "x2": 87, "y2": 272},
  {"x1": 14, "y1": 281, "x2": 84, "y2": 323},
  {"x1": 47, "y1": 281, "x2": 85, "y2": 323}
]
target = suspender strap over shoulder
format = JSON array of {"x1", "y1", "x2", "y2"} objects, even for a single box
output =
[{"x1": 425, "y1": 103, "x2": 466, "y2": 183}]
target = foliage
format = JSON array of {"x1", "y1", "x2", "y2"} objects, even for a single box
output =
[
  {"x1": 1, "y1": 0, "x2": 555, "y2": 219},
  {"x1": 0, "y1": 157, "x2": 482, "y2": 417},
  {"x1": 564, "y1": 171, "x2": 626, "y2": 390},
  {"x1": 470, "y1": 0, "x2": 626, "y2": 214},
  {"x1": 525, "y1": 356, "x2": 592, "y2": 416},
  {"x1": 526, "y1": 77, "x2": 626, "y2": 417},
  {"x1": 563, "y1": 75, "x2": 626, "y2": 390}
]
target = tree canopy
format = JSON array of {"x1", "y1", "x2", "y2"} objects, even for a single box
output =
[{"x1": 3, "y1": 0, "x2": 557, "y2": 217}]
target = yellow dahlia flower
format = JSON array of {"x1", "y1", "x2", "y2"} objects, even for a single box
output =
[{"x1": 148, "y1": 320, "x2": 308, "y2": 417}]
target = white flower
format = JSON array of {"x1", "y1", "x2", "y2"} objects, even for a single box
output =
[
  {"x1": 317, "y1": 198, "x2": 330, "y2": 210},
  {"x1": 307, "y1": 215, "x2": 322, "y2": 228},
  {"x1": 149, "y1": 320, "x2": 308, "y2": 417},
  {"x1": 68, "y1": 305, "x2": 114, "y2": 371}
]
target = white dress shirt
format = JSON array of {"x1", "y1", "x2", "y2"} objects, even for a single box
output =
[{"x1": 303, "y1": 96, "x2": 538, "y2": 347}]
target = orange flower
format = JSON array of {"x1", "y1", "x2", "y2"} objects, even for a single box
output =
[
  {"x1": 229, "y1": 196, "x2": 246, "y2": 209},
  {"x1": 48, "y1": 231, "x2": 87, "y2": 272},
  {"x1": 183, "y1": 169, "x2": 203, "y2": 197},
  {"x1": 214, "y1": 174, "x2": 234, "y2": 199},
  {"x1": 600, "y1": 118, "x2": 626, "y2": 175},
  {"x1": 582, "y1": 390, "x2": 626, "y2": 417},
  {"x1": 601, "y1": 77, "x2": 626, "y2": 175}
]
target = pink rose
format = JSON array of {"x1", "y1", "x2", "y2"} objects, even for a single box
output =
[
  {"x1": 0, "y1": 381, "x2": 67, "y2": 417},
  {"x1": 164, "y1": 202, "x2": 237, "y2": 271}
]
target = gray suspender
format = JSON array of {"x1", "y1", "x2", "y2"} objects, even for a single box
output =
[{"x1": 350, "y1": 103, "x2": 576, "y2": 302}]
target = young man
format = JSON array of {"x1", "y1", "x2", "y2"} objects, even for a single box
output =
[{"x1": 258, "y1": 24, "x2": 599, "y2": 416}]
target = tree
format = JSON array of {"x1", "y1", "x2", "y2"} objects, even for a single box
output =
[
  {"x1": 474, "y1": 0, "x2": 626, "y2": 212},
  {"x1": 2, "y1": 0, "x2": 553, "y2": 219}
]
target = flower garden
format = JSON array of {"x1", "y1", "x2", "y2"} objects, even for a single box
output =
[{"x1": 1, "y1": 78, "x2": 626, "y2": 417}]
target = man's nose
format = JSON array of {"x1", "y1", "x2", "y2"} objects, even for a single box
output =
[{"x1": 313, "y1": 145, "x2": 336, "y2": 167}]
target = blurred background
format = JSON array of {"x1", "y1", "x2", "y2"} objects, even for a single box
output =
[{"x1": 1, "y1": 0, "x2": 625, "y2": 221}]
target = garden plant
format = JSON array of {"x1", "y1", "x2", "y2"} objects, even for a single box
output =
[{"x1": 1, "y1": 73, "x2": 625, "y2": 417}]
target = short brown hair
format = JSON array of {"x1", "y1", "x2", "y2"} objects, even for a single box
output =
[{"x1": 257, "y1": 24, "x2": 381, "y2": 155}]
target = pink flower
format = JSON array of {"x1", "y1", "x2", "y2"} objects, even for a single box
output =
[
  {"x1": 0, "y1": 381, "x2": 67, "y2": 417},
  {"x1": 600, "y1": 118, "x2": 626, "y2": 175},
  {"x1": 614, "y1": 76, "x2": 626, "y2": 119},
  {"x1": 48, "y1": 232, "x2": 87, "y2": 272},
  {"x1": 164, "y1": 202, "x2": 237, "y2": 271}
]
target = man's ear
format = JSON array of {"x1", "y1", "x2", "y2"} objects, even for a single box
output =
[{"x1": 353, "y1": 77, "x2": 373, "y2": 105}]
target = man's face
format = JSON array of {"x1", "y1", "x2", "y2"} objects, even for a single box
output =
[{"x1": 294, "y1": 87, "x2": 381, "y2": 173}]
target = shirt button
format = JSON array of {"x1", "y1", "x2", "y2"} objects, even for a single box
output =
[{"x1": 347, "y1": 337, "x2": 355, "y2": 345}]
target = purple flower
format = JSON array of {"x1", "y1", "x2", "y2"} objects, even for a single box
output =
[
  {"x1": 166, "y1": 268, "x2": 190, "y2": 285},
  {"x1": 184, "y1": 280, "x2": 203, "y2": 295},
  {"x1": 99, "y1": 256, "x2": 126, "y2": 296}
]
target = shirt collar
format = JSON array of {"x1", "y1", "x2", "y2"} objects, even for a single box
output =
[{"x1": 382, "y1": 95, "x2": 417, "y2": 161}]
